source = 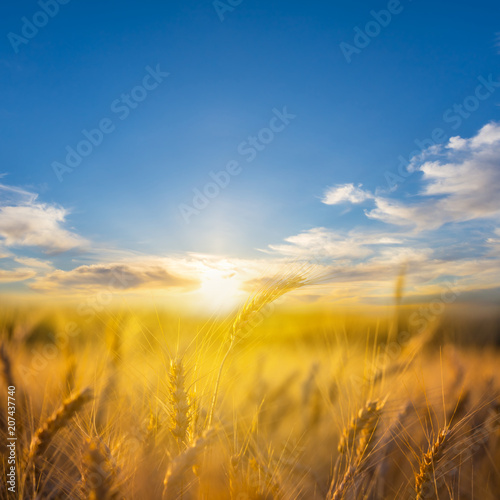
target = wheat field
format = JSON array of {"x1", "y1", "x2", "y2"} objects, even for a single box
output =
[{"x1": 0, "y1": 271, "x2": 499, "y2": 499}]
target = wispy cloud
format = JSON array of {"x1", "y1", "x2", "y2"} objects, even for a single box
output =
[
  {"x1": 0, "y1": 268, "x2": 37, "y2": 283},
  {"x1": 0, "y1": 182, "x2": 36, "y2": 203},
  {"x1": 322, "y1": 183, "x2": 373, "y2": 205},
  {"x1": 0, "y1": 180, "x2": 88, "y2": 254},
  {"x1": 12, "y1": 257, "x2": 54, "y2": 270},
  {"x1": 265, "y1": 227, "x2": 403, "y2": 260},
  {"x1": 30, "y1": 259, "x2": 200, "y2": 293},
  {"x1": 262, "y1": 227, "x2": 500, "y2": 303}
]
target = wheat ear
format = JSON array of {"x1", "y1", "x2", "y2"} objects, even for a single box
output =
[
  {"x1": 338, "y1": 399, "x2": 384, "y2": 455},
  {"x1": 330, "y1": 399, "x2": 385, "y2": 499},
  {"x1": 328, "y1": 463, "x2": 357, "y2": 500},
  {"x1": 415, "y1": 428, "x2": 449, "y2": 500},
  {"x1": 208, "y1": 269, "x2": 312, "y2": 426},
  {"x1": 143, "y1": 409, "x2": 161, "y2": 453},
  {"x1": 82, "y1": 439, "x2": 118, "y2": 500},
  {"x1": 168, "y1": 357, "x2": 190, "y2": 446},
  {"x1": 28, "y1": 387, "x2": 93, "y2": 461}
]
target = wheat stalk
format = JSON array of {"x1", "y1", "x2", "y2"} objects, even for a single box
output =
[
  {"x1": 28, "y1": 387, "x2": 93, "y2": 462},
  {"x1": 208, "y1": 269, "x2": 313, "y2": 426},
  {"x1": 374, "y1": 400, "x2": 413, "y2": 498},
  {"x1": 0, "y1": 342, "x2": 14, "y2": 389},
  {"x1": 162, "y1": 428, "x2": 216, "y2": 499}
]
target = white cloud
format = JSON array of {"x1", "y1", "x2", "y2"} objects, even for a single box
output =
[
  {"x1": 0, "y1": 182, "x2": 87, "y2": 253},
  {"x1": 415, "y1": 123, "x2": 500, "y2": 224},
  {"x1": 324, "y1": 122, "x2": 500, "y2": 231},
  {"x1": 322, "y1": 183, "x2": 373, "y2": 205},
  {"x1": 469, "y1": 122, "x2": 500, "y2": 149}
]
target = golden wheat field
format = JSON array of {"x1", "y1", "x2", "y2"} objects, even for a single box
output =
[
  {"x1": 2, "y1": 1, "x2": 500, "y2": 498},
  {"x1": 3, "y1": 0, "x2": 500, "y2": 498},
  {"x1": 0, "y1": 271, "x2": 499, "y2": 500}
]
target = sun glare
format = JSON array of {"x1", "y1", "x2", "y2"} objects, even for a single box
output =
[{"x1": 195, "y1": 268, "x2": 246, "y2": 312}]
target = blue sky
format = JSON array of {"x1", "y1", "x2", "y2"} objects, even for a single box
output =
[{"x1": 0, "y1": 0, "x2": 499, "y2": 308}]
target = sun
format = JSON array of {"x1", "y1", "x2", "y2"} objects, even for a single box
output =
[{"x1": 195, "y1": 267, "x2": 246, "y2": 313}]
